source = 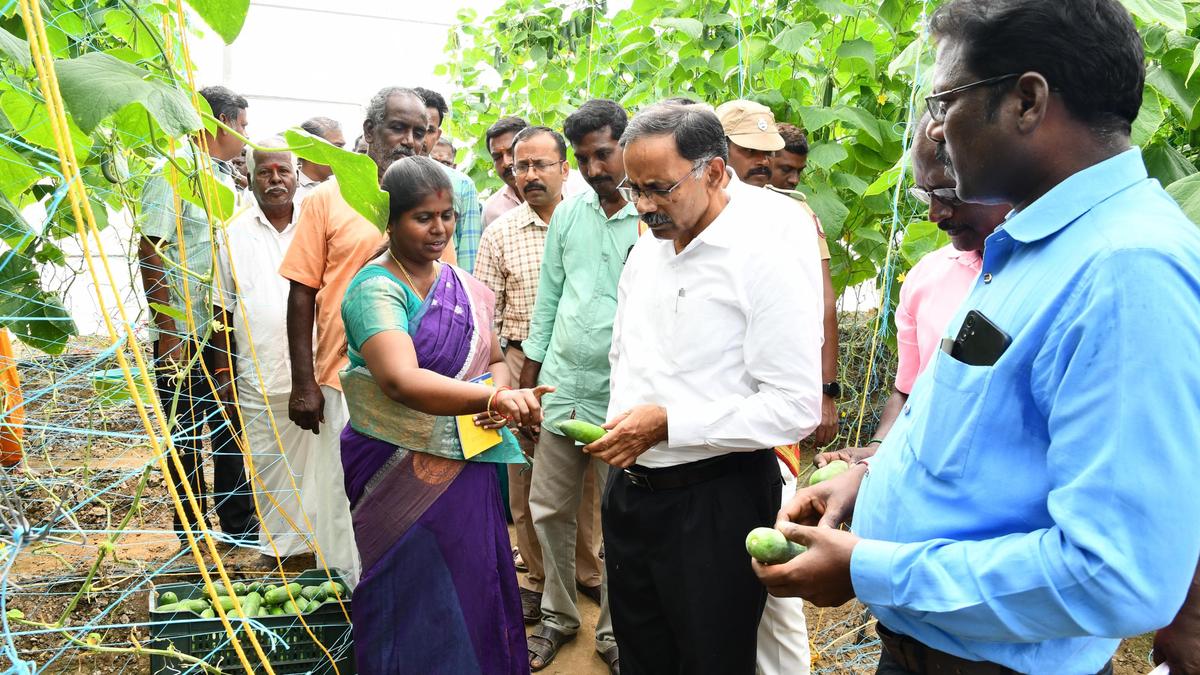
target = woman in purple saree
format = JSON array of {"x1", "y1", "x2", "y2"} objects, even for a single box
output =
[{"x1": 338, "y1": 157, "x2": 550, "y2": 674}]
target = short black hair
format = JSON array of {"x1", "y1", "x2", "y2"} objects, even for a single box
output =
[
  {"x1": 620, "y1": 103, "x2": 728, "y2": 163},
  {"x1": 199, "y1": 85, "x2": 247, "y2": 123},
  {"x1": 662, "y1": 96, "x2": 701, "y2": 106},
  {"x1": 485, "y1": 116, "x2": 528, "y2": 152},
  {"x1": 381, "y1": 156, "x2": 453, "y2": 224},
  {"x1": 414, "y1": 87, "x2": 449, "y2": 126},
  {"x1": 435, "y1": 137, "x2": 454, "y2": 151},
  {"x1": 563, "y1": 99, "x2": 627, "y2": 147},
  {"x1": 777, "y1": 123, "x2": 809, "y2": 156},
  {"x1": 300, "y1": 116, "x2": 341, "y2": 140},
  {"x1": 512, "y1": 126, "x2": 568, "y2": 161},
  {"x1": 930, "y1": 0, "x2": 1144, "y2": 134}
]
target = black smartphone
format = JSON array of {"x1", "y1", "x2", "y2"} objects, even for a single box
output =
[{"x1": 947, "y1": 309, "x2": 1012, "y2": 366}]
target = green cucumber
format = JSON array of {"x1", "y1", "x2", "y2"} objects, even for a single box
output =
[
  {"x1": 299, "y1": 585, "x2": 323, "y2": 601},
  {"x1": 183, "y1": 599, "x2": 212, "y2": 614},
  {"x1": 157, "y1": 591, "x2": 178, "y2": 606},
  {"x1": 246, "y1": 581, "x2": 262, "y2": 594},
  {"x1": 808, "y1": 460, "x2": 850, "y2": 486},
  {"x1": 282, "y1": 600, "x2": 301, "y2": 615},
  {"x1": 745, "y1": 527, "x2": 807, "y2": 565},
  {"x1": 215, "y1": 596, "x2": 237, "y2": 612},
  {"x1": 263, "y1": 582, "x2": 301, "y2": 606},
  {"x1": 200, "y1": 608, "x2": 216, "y2": 619},
  {"x1": 318, "y1": 581, "x2": 346, "y2": 599},
  {"x1": 232, "y1": 582, "x2": 247, "y2": 596},
  {"x1": 242, "y1": 592, "x2": 263, "y2": 615},
  {"x1": 154, "y1": 601, "x2": 183, "y2": 613},
  {"x1": 269, "y1": 606, "x2": 283, "y2": 616},
  {"x1": 559, "y1": 420, "x2": 606, "y2": 445}
]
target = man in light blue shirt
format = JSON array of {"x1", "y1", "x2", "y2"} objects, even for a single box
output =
[{"x1": 755, "y1": 2, "x2": 1200, "y2": 673}]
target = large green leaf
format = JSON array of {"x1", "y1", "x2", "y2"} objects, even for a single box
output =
[
  {"x1": 1119, "y1": 0, "x2": 1187, "y2": 32},
  {"x1": 55, "y1": 52, "x2": 201, "y2": 137},
  {"x1": 807, "y1": 141, "x2": 849, "y2": 171},
  {"x1": 899, "y1": 219, "x2": 949, "y2": 267},
  {"x1": 656, "y1": 18, "x2": 703, "y2": 40},
  {"x1": 0, "y1": 26, "x2": 30, "y2": 69},
  {"x1": 283, "y1": 129, "x2": 388, "y2": 230},
  {"x1": 1146, "y1": 65, "x2": 1200, "y2": 126},
  {"x1": 185, "y1": 0, "x2": 250, "y2": 44},
  {"x1": 0, "y1": 144, "x2": 39, "y2": 199},
  {"x1": 0, "y1": 251, "x2": 76, "y2": 354},
  {"x1": 1132, "y1": 89, "x2": 1166, "y2": 146},
  {"x1": 0, "y1": 89, "x2": 91, "y2": 162},
  {"x1": 772, "y1": 23, "x2": 816, "y2": 52},
  {"x1": 1143, "y1": 142, "x2": 1196, "y2": 185},
  {"x1": 1166, "y1": 172, "x2": 1200, "y2": 224}
]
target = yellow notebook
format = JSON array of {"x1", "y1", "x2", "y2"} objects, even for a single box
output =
[{"x1": 457, "y1": 374, "x2": 503, "y2": 459}]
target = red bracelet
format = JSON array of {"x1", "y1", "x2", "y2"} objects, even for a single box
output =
[{"x1": 487, "y1": 386, "x2": 512, "y2": 416}]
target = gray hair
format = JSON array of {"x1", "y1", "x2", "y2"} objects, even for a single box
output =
[
  {"x1": 365, "y1": 86, "x2": 424, "y2": 128},
  {"x1": 246, "y1": 136, "x2": 293, "y2": 176},
  {"x1": 300, "y1": 116, "x2": 341, "y2": 140},
  {"x1": 619, "y1": 103, "x2": 728, "y2": 164}
]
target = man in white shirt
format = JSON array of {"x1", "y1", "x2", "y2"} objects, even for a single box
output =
[
  {"x1": 586, "y1": 103, "x2": 823, "y2": 674},
  {"x1": 213, "y1": 140, "x2": 338, "y2": 561}
]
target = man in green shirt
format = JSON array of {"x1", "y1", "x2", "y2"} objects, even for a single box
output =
[
  {"x1": 137, "y1": 85, "x2": 256, "y2": 545},
  {"x1": 520, "y1": 99, "x2": 637, "y2": 674}
]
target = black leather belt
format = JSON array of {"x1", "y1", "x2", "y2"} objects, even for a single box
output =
[
  {"x1": 622, "y1": 451, "x2": 760, "y2": 492},
  {"x1": 877, "y1": 624, "x2": 1112, "y2": 675}
]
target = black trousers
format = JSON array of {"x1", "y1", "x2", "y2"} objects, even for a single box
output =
[
  {"x1": 601, "y1": 449, "x2": 782, "y2": 675},
  {"x1": 876, "y1": 644, "x2": 1115, "y2": 675},
  {"x1": 154, "y1": 338, "x2": 256, "y2": 541}
]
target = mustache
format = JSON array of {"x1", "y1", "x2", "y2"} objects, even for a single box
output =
[
  {"x1": 747, "y1": 165, "x2": 772, "y2": 177},
  {"x1": 390, "y1": 146, "x2": 415, "y2": 160},
  {"x1": 643, "y1": 211, "x2": 673, "y2": 227},
  {"x1": 523, "y1": 182, "x2": 546, "y2": 193},
  {"x1": 502, "y1": 166, "x2": 514, "y2": 179}
]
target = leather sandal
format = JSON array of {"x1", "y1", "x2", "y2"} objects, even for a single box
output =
[
  {"x1": 527, "y1": 623, "x2": 576, "y2": 671},
  {"x1": 598, "y1": 643, "x2": 620, "y2": 675}
]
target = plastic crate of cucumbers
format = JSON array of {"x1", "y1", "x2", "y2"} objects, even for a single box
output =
[{"x1": 147, "y1": 568, "x2": 354, "y2": 674}]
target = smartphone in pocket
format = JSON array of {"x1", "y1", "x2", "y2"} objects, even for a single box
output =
[{"x1": 944, "y1": 310, "x2": 1012, "y2": 366}]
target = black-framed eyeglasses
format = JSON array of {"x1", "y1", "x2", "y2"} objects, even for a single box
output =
[
  {"x1": 908, "y1": 186, "x2": 963, "y2": 207},
  {"x1": 926, "y1": 73, "x2": 1021, "y2": 123},
  {"x1": 513, "y1": 159, "x2": 565, "y2": 175},
  {"x1": 617, "y1": 160, "x2": 706, "y2": 203}
]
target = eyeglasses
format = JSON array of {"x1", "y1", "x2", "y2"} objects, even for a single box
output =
[
  {"x1": 617, "y1": 160, "x2": 706, "y2": 203},
  {"x1": 925, "y1": 73, "x2": 1021, "y2": 122},
  {"x1": 513, "y1": 159, "x2": 565, "y2": 175},
  {"x1": 908, "y1": 186, "x2": 964, "y2": 207}
]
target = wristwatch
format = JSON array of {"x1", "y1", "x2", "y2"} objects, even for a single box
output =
[{"x1": 822, "y1": 381, "x2": 841, "y2": 398}]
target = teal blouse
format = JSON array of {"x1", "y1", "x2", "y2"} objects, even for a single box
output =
[{"x1": 341, "y1": 264, "x2": 423, "y2": 368}]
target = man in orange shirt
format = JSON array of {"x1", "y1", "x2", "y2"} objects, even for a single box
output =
[{"x1": 279, "y1": 86, "x2": 454, "y2": 585}]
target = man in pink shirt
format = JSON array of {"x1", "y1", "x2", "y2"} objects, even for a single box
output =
[{"x1": 819, "y1": 114, "x2": 1009, "y2": 467}]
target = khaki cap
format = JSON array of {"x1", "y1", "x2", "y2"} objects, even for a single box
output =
[{"x1": 716, "y1": 100, "x2": 785, "y2": 152}]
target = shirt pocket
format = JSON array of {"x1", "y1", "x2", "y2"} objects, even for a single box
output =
[
  {"x1": 670, "y1": 295, "x2": 741, "y2": 372},
  {"x1": 904, "y1": 352, "x2": 994, "y2": 480}
]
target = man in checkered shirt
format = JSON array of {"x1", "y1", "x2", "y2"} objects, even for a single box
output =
[{"x1": 474, "y1": 125, "x2": 604, "y2": 628}]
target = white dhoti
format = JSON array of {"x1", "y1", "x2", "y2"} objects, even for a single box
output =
[
  {"x1": 243, "y1": 390, "x2": 319, "y2": 557},
  {"x1": 756, "y1": 458, "x2": 811, "y2": 675},
  {"x1": 300, "y1": 385, "x2": 360, "y2": 588}
]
